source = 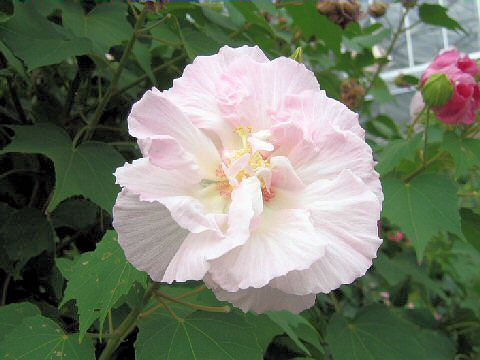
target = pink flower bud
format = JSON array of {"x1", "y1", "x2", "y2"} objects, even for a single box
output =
[{"x1": 420, "y1": 49, "x2": 480, "y2": 124}]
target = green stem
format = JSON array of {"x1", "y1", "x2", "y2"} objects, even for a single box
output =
[
  {"x1": 403, "y1": 151, "x2": 446, "y2": 183},
  {"x1": 155, "y1": 289, "x2": 231, "y2": 313},
  {"x1": 83, "y1": 6, "x2": 148, "y2": 143},
  {"x1": 407, "y1": 106, "x2": 426, "y2": 138},
  {"x1": 423, "y1": 107, "x2": 430, "y2": 166},
  {"x1": 98, "y1": 283, "x2": 159, "y2": 360},
  {"x1": 364, "y1": 8, "x2": 409, "y2": 97}
]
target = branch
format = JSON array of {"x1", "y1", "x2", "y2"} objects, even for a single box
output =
[{"x1": 83, "y1": 6, "x2": 149, "y2": 143}]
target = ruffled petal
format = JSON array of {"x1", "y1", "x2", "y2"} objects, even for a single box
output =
[
  {"x1": 282, "y1": 90, "x2": 365, "y2": 140},
  {"x1": 206, "y1": 278, "x2": 316, "y2": 314},
  {"x1": 295, "y1": 129, "x2": 383, "y2": 203},
  {"x1": 164, "y1": 45, "x2": 269, "y2": 146},
  {"x1": 146, "y1": 135, "x2": 199, "y2": 173},
  {"x1": 113, "y1": 190, "x2": 188, "y2": 282},
  {"x1": 128, "y1": 90, "x2": 220, "y2": 178},
  {"x1": 270, "y1": 156, "x2": 305, "y2": 191},
  {"x1": 162, "y1": 230, "x2": 222, "y2": 283},
  {"x1": 115, "y1": 158, "x2": 223, "y2": 234},
  {"x1": 208, "y1": 208, "x2": 326, "y2": 292},
  {"x1": 270, "y1": 170, "x2": 382, "y2": 295},
  {"x1": 215, "y1": 56, "x2": 320, "y2": 131}
]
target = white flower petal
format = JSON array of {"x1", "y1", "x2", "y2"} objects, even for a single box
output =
[
  {"x1": 113, "y1": 190, "x2": 188, "y2": 282},
  {"x1": 206, "y1": 277, "x2": 316, "y2": 314},
  {"x1": 128, "y1": 90, "x2": 220, "y2": 178},
  {"x1": 297, "y1": 130, "x2": 383, "y2": 202},
  {"x1": 115, "y1": 158, "x2": 223, "y2": 234},
  {"x1": 270, "y1": 156, "x2": 305, "y2": 191},
  {"x1": 164, "y1": 45, "x2": 269, "y2": 147},
  {"x1": 270, "y1": 170, "x2": 382, "y2": 295},
  {"x1": 208, "y1": 208, "x2": 326, "y2": 292}
]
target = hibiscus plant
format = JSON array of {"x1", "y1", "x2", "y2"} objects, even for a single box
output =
[{"x1": 0, "y1": 1, "x2": 479, "y2": 360}]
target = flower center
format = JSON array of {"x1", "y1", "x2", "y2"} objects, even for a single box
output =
[{"x1": 216, "y1": 126, "x2": 274, "y2": 200}]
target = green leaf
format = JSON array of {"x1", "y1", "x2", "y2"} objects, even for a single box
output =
[
  {"x1": 326, "y1": 305, "x2": 455, "y2": 360},
  {"x1": 51, "y1": 198, "x2": 99, "y2": 230},
  {"x1": 180, "y1": 26, "x2": 221, "y2": 60},
  {"x1": 267, "y1": 311, "x2": 323, "y2": 356},
  {"x1": 56, "y1": 257, "x2": 78, "y2": 281},
  {"x1": 369, "y1": 77, "x2": 395, "y2": 103},
  {"x1": 418, "y1": 4, "x2": 465, "y2": 32},
  {"x1": 382, "y1": 174, "x2": 463, "y2": 259},
  {"x1": 0, "y1": 302, "x2": 40, "y2": 342},
  {"x1": 136, "y1": 310, "x2": 264, "y2": 360},
  {"x1": 230, "y1": 1, "x2": 273, "y2": 34},
  {"x1": 60, "y1": 2, "x2": 132, "y2": 56},
  {"x1": 0, "y1": 123, "x2": 124, "y2": 214},
  {"x1": 287, "y1": 1, "x2": 342, "y2": 54},
  {"x1": 376, "y1": 133, "x2": 422, "y2": 175},
  {"x1": 343, "y1": 28, "x2": 391, "y2": 52},
  {"x1": 0, "y1": 3, "x2": 92, "y2": 70},
  {"x1": 374, "y1": 253, "x2": 446, "y2": 299},
  {"x1": 0, "y1": 39, "x2": 26, "y2": 79},
  {"x1": 460, "y1": 208, "x2": 480, "y2": 252},
  {"x1": 245, "y1": 313, "x2": 284, "y2": 355},
  {"x1": 365, "y1": 114, "x2": 402, "y2": 140},
  {"x1": 60, "y1": 231, "x2": 147, "y2": 339},
  {"x1": 0, "y1": 203, "x2": 54, "y2": 278},
  {"x1": 442, "y1": 132, "x2": 480, "y2": 177},
  {"x1": 133, "y1": 41, "x2": 155, "y2": 83},
  {"x1": 0, "y1": 314, "x2": 95, "y2": 360}
]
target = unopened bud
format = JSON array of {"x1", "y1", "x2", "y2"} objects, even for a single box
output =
[
  {"x1": 421, "y1": 73, "x2": 454, "y2": 107},
  {"x1": 368, "y1": 2, "x2": 387, "y2": 18},
  {"x1": 290, "y1": 47, "x2": 304, "y2": 63}
]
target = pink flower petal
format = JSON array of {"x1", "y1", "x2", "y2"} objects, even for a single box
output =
[
  {"x1": 208, "y1": 208, "x2": 326, "y2": 292},
  {"x1": 164, "y1": 45, "x2": 269, "y2": 147},
  {"x1": 208, "y1": 283, "x2": 316, "y2": 314},
  {"x1": 270, "y1": 170, "x2": 382, "y2": 295},
  {"x1": 270, "y1": 156, "x2": 305, "y2": 191},
  {"x1": 115, "y1": 158, "x2": 224, "y2": 234},
  {"x1": 113, "y1": 190, "x2": 188, "y2": 282},
  {"x1": 128, "y1": 90, "x2": 220, "y2": 178},
  {"x1": 296, "y1": 130, "x2": 383, "y2": 202},
  {"x1": 162, "y1": 230, "x2": 224, "y2": 283},
  {"x1": 215, "y1": 56, "x2": 320, "y2": 130}
]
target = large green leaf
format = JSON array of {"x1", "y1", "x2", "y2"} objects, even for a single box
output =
[
  {"x1": 382, "y1": 174, "x2": 463, "y2": 259},
  {"x1": 136, "y1": 310, "x2": 264, "y2": 360},
  {"x1": 0, "y1": 3, "x2": 92, "y2": 70},
  {"x1": 0, "y1": 314, "x2": 95, "y2": 360},
  {"x1": 0, "y1": 123, "x2": 124, "y2": 214},
  {"x1": 442, "y1": 132, "x2": 480, "y2": 178},
  {"x1": 374, "y1": 253, "x2": 446, "y2": 299},
  {"x1": 326, "y1": 305, "x2": 455, "y2": 360},
  {"x1": 460, "y1": 208, "x2": 480, "y2": 252},
  {"x1": 60, "y1": 2, "x2": 132, "y2": 56},
  {"x1": 418, "y1": 4, "x2": 464, "y2": 32},
  {"x1": 60, "y1": 231, "x2": 147, "y2": 339},
  {"x1": 0, "y1": 203, "x2": 54, "y2": 278},
  {"x1": 0, "y1": 302, "x2": 40, "y2": 342},
  {"x1": 286, "y1": 1, "x2": 342, "y2": 54},
  {"x1": 376, "y1": 134, "x2": 422, "y2": 175},
  {"x1": 267, "y1": 311, "x2": 323, "y2": 356}
]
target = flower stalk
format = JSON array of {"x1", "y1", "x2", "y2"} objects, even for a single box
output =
[{"x1": 83, "y1": 5, "x2": 149, "y2": 143}]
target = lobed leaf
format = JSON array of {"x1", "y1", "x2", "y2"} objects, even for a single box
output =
[
  {"x1": 382, "y1": 174, "x2": 463, "y2": 259},
  {"x1": 0, "y1": 314, "x2": 95, "y2": 360},
  {"x1": 1, "y1": 123, "x2": 125, "y2": 214},
  {"x1": 60, "y1": 231, "x2": 147, "y2": 339}
]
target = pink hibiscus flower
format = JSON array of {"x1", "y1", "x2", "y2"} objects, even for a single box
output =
[
  {"x1": 417, "y1": 49, "x2": 480, "y2": 125},
  {"x1": 113, "y1": 46, "x2": 383, "y2": 313}
]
